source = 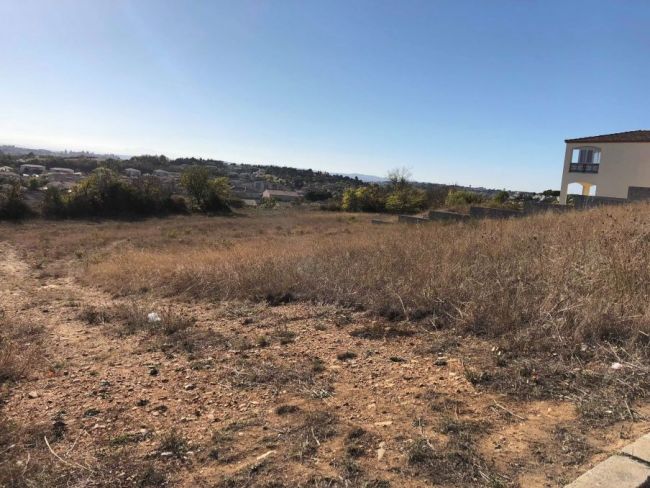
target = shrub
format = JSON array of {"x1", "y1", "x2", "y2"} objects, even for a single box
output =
[
  {"x1": 42, "y1": 169, "x2": 183, "y2": 218},
  {"x1": 42, "y1": 187, "x2": 66, "y2": 218},
  {"x1": 0, "y1": 183, "x2": 32, "y2": 220},
  {"x1": 181, "y1": 167, "x2": 231, "y2": 213},
  {"x1": 305, "y1": 189, "x2": 333, "y2": 202},
  {"x1": 444, "y1": 189, "x2": 485, "y2": 207},
  {"x1": 384, "y1": 187, "x2": 427, "y2": 213},
  {"x1": 342, "y1": 186, "x2": 386, "y2": 212},
  {"x1": 492, "y1": 190, "x2": 510, "y2": 204}
]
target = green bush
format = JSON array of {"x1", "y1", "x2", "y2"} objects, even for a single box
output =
[
  {"x1": 445, "y1": 190, "x2": 485, "y2": 207},
  {"x1": 342, "y1": 186, "x2": 386, "y2": 212},
  {"x1": 42, "y1": 169, "x2": 184, "y2": 219},
  {"x1": 0, "y1": 184, "x2": 32, "y2": 220},
  {"x1": 492, "y1": 190, "x2": 510, "y2": 204},
  {"x1": 180, "y1": 167, "x2": 231, "y2": 213},
  {"x1": 305, "y1": 189, "x2": 333, "y2": 202},
  {"x1": 384, "y1": 187, "x2": 427, "y2": 213},
  {"x1": 42, "y1": 187, "x2": 66, "y2": 218}
]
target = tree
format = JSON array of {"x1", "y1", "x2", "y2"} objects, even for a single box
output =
[
  {"x1": 341, "y1": 188, "x2": 360, "y2": 211},
  {"x1": 181, "y1": 166, "x2": 231, "y2": 213},
  {"x1": 493, "y1": 190, "x2": 510, "y2": 204},
  {"x1": 202, "y1": 176, "x2": 232, "y2": 212},
  {"x1": 384, "y1": 167, "x2": 426, "y2": 213},
  {"x1": 181, "y1": 166, "x2": 212, "y2": 209}
]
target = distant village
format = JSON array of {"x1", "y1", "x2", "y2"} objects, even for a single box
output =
[
  {"x1": 0, "y1": 146, "x2": 559, "y2": 217},
  {"x1": 0, "y1": 149, "x2": 365, "y2": 207}
]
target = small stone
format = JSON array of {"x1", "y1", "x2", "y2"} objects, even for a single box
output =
[
  {"x1": 27, "y1": 391, "x2": 38, "y2": 399},
  {"x1": 377, "y1": 447, "x2": 386, "y2": 460},
  {"x1": 160, "y1": 451, "x2": 173, "y2": 457},
  {"x1": 149, "y1": 367, "x2": 159, "y2": 376},
  {"x1": 434, "y1": 358, "x2": 448, "y2": 366},
  {"x1": 374, "y1": 421, "x2": 393, "y2": 427},
  {"x1": 184, "y1": 383, "x2": 196, "y2": 391}
]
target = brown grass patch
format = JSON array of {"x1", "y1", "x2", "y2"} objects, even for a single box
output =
[
  {"x1": 79, "y1": 206, "x2": 650, "y2": 409},
  {"x1": 0, "y1": 310, "x2": 45, "y2": 384}
]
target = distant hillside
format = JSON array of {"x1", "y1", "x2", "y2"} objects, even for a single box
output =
[
  {"x1": 1, "y1": 144, "x2": 521, "y2": 195},
  {"x1": 0, "y1": 145, "x2": 123, "y2": 159},
  {"x1": 336, "y1": 173, "x2": 389, "y2": 183}
]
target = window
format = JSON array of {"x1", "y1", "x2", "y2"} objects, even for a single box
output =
[{"x1": 571, "y1": 147, "x2": 601, "y2": 165}]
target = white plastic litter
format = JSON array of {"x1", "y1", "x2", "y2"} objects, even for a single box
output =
[
  {"x1": 147, "y1": 312, "x2": 161, "y2": 323},
  {"x1": 610, "y1": 362, "x2": 623, "y2": 370}
]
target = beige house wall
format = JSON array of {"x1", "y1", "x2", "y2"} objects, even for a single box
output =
[{"x1": 559, "y1": 142, "x2": 650, "y2": 204}]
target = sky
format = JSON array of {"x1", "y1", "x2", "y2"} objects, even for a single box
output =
[{"x1": 1, "y1": 1, "x2": 650, "y2": 191}]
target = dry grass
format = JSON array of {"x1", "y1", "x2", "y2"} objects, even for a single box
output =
[
  {"x1": 0, "y1": 309, "x2": 44, "y2": 384},
  {"x1": 83, "y1": 205, "x2": 650, "y2": 355},
  {"x1": 3, "y1": 205, "x2": 650, "y2": 486},
  {"x1": 74, "y1": 204, "x2": 650, "y2": 419}
]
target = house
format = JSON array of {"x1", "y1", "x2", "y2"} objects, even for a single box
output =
[
  {"x1": 48, "y1": 167, "x2": 75, "y2": 175},
  {"x1": 153, "y1": 169, "x2": 181, "y2": 179},
  {"x1": 261, "y1": 189, "x2": 302, "y2": 202},
  {"x1": 559, "y1": 130, "x2": 650, "y2": 204},
  {"x1": 19, "y1": 164, "x2": 46, "y2": 176}
]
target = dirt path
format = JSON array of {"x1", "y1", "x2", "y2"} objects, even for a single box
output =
[{"x1": 2, "y1": 243, "x2": 649, "y2": 487}]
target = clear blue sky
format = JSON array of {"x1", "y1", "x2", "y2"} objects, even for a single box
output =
[{"x1": 1, "y1": 1, "x2": 649, "y2": 191}]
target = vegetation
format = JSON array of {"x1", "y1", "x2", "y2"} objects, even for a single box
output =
[
  {"x1": 1, "y1": 205, "x2": 648, "y2": 486},
  {"x1": 0, "y1": 183, "x2": 32, "y2": 220},
  {"x1": 83, "y1": 204, "x2": 648, "y2": 354},
  {"x1": 342, "y1": 168, "x2": 428, "y2": 213},
  {"x1": 180, "y1": 166, "x2": 231, "y2": 213},
  {"x1": 444, "y1": 189, "x2": 485, "y2": 207},
  {"x1": 41, "y1": 168, "x2": 185, "y2": 218}
]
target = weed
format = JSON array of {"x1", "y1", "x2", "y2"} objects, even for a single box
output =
[
  {"x1": 157, "y1": 430, "x2": 188, "y2": 459},
  {"x1": 276, "y1": 405, "x2": 300, "y2": 415},
  {"x1": 290, "y1": 411, "x2": 337, "y2": 460},
  {"x1": 78, "y1": 305, "x2": 112, "y2": 325},
  {"x1": 337, "y1": 351, "x2": 357, "y2": 361}
]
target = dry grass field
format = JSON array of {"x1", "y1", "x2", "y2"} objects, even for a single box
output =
[{"x1": 1, "y1": 206, "x2": 649, "y2": 487}]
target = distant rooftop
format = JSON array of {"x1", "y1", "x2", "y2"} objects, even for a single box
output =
[
  {"x1": 565, "y1": 130, "x2": 650, "y2": 143},
  {"x1": 263, "y1": 190, "x2": 301, "y2": 197}
]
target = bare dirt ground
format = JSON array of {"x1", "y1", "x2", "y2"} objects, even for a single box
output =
[{"x1": 1, "y1": 215, "x2": 649, "y2": 487}]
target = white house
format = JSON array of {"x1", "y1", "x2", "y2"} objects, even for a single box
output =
[
  {"x1": 261, "y1": 189, "x2": 302, "y2": 202},
  {"x1": 559, "y1": 130, "x2": 650, "y2": 204}
]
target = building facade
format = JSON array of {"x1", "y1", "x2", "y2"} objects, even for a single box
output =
[{"x1": 560, "y1": 130, "x2": 650, "y2": 204}]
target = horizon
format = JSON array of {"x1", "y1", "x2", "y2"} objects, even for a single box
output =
[{"x1": 2, "y1": 1, "x2": 650, "y2": 191}]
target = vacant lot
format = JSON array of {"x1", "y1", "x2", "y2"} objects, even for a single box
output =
[{"x1": 1, "y1": 206, "x2": 649, "y2": 487}]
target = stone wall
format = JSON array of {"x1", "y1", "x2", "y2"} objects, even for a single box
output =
[
  {"x1": 427, "y1": 210, "x2": 470, "y2": 222},
  {"x1": 468, "y1": 206, "x2": 521, "y2": 219},
  {"x1": 397, "y1": 215, "x2": 431, "y2": 224},
  {"x1": 570, "y1": 195, "x2": 627, "y2": 208}
]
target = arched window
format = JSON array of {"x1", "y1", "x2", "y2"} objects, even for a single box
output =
[{"x1": 570, "y1": 147, "x2": 601, "y2": 173}]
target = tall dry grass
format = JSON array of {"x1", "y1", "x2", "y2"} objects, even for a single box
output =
[{"x1": 83, "y1": 204, "x2": 650, "y2": 357}]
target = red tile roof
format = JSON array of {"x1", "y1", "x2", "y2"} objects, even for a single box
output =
[{"x1": 565, "y1": 130, "x2": 650, "y2": 143}]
